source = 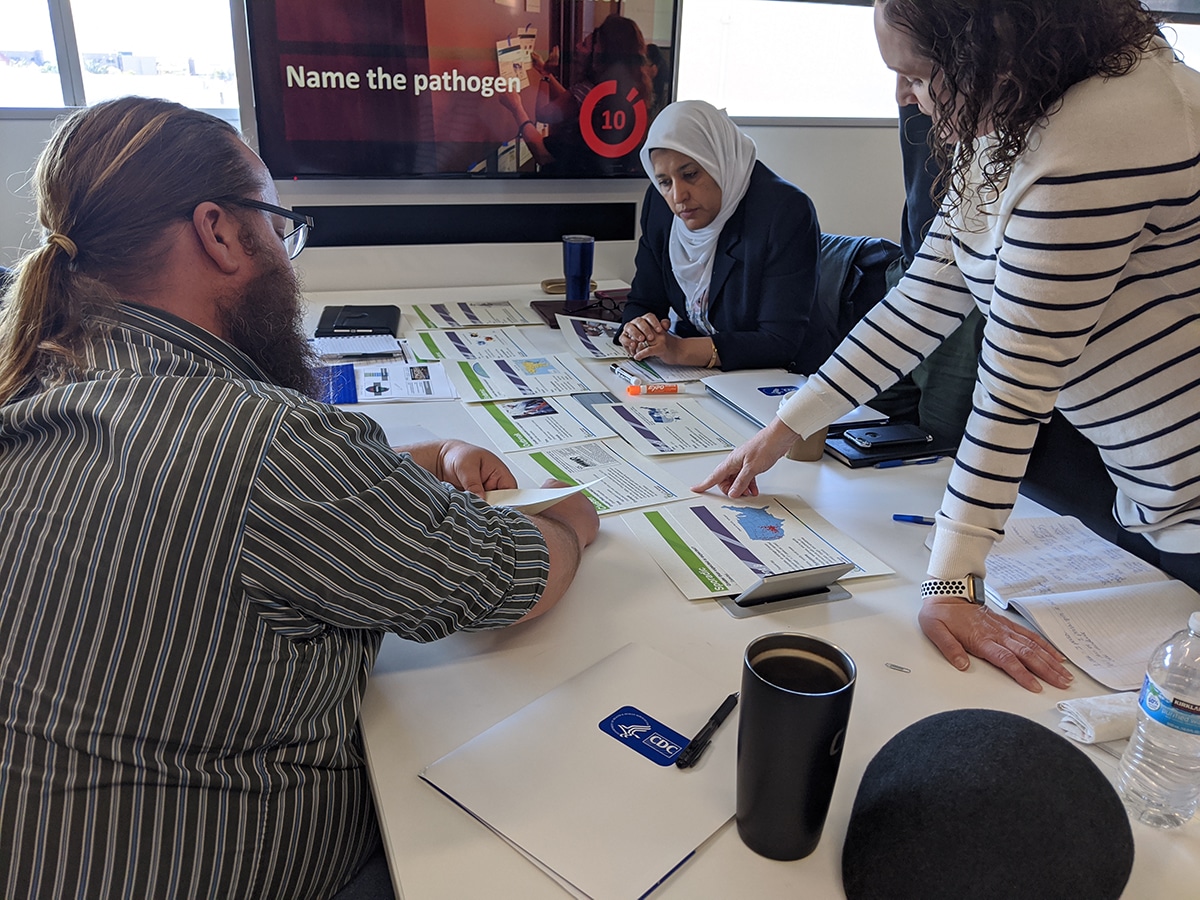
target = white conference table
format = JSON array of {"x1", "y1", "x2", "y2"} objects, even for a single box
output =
[{"x1": 304, "y1": 284, "x2": 1199, "y2": 899}]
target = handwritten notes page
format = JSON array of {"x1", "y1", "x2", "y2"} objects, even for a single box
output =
[
  {"x1": 1007, "y1": 581, "x2": 1200, "y2": 690},
  {"x1": 986, "y1": 517, "x2": 1168, "y2": 601},
  {"x1": 986, "y1": 517, "x2": 1200, "y2": 690}
]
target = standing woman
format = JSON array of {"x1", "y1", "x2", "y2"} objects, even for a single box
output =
[
  {"x1": 619, "y1": 100, "x2": 837, "y2": 372},
  {"x1": 697, "y1": 0, "x2": 1200, "y2": 691}
]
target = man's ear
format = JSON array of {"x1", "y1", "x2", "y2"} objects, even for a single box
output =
[{"x1": 191, "y1": 201, "x2": 248, "y2": 275}]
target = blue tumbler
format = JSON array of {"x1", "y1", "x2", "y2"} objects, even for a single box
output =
[{"x1": 562, "y1": 234, "x2": 595, "y2": 310}]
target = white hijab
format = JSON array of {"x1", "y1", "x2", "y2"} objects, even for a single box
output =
[{"x1": 640, "y1": 100, "x2": 757, "y2": 334}]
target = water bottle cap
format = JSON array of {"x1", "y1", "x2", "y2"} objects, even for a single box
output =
[{"x1": 1191, "y1": 610, "x2": 1200, "y2": 635}]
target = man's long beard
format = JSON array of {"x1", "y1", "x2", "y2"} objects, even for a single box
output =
[{"x1": 216, "y1": 257, "x2": 318, "y2": 397}]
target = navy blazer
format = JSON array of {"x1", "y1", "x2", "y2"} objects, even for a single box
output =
[{"x1": 623, "y1": 161, "x2": 837, "y2": 373}]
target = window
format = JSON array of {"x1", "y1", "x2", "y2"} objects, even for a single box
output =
[
  {"x1": 676, "y1": 0, "x2": 895, "y2": 120},
  {"x1": 676, "y1": 0, "x2": 1200, "y2": 121},
  {"x1": 0, "y1": 2, "x2": 62, "y2": 107},
  {"x1": 0, "y1": 0, "x2": 239, "y2": 124}
]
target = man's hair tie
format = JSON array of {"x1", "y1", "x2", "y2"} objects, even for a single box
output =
[{"x1": 47, "y1": 232, "x2": 78, "y2": 260}]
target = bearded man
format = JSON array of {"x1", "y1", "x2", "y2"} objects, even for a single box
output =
[{"x1": 0, "y1": 97, "x2": 597, "y2": 900}]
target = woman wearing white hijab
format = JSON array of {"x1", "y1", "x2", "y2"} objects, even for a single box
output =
[{"x1": 619, "y1": 100, "x2": 837, "y2": 372}]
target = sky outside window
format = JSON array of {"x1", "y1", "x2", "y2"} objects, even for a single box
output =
[
  {"x1": 0, "y1": 3, "x2": 63, "y2": 107},
  {"x1": 72, "y1": 0, "x2": 238, "y2": 108}
]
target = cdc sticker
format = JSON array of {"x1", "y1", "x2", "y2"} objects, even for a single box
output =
[{"x1": 599, "y1": 706, "x2": 689, "y2": 766}]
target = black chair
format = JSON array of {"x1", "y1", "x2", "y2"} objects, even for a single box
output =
[{"x1": 817, "y1": 232, "x2": 903, "y2": 339}]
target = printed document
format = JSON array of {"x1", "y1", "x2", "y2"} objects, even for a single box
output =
[
  {"x1": 446, "y1": 354, "x2": 601, "y2": 402},
  {"x1": 509, "y1": 439, "x2": 690, "y2": 515},
  {"x1": 592, "y1": 399, "x2": 743, "y2": 456},
  {"x1": 555, "y1": 314, "x2": 627, "y2": 359},
  {"x1": 622, "y1": 496, "x2": 893, "y2": 600},
  {"x1": 408, "y1": 326, "x2": 537, "y2": 361},
  {"x1": 485, "y1": 480, "x2": 600, "y2": 514},
  {"x1": 406, "y1": 300, "x2": 539, "y2": 329},
  {"x1": 465, "y1": 394, "x2": 617, "y2": 451},
  {"x1": 315, "y1": 359, "x2": 456, "y2": 404}
]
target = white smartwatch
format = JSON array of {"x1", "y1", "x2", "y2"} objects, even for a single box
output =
[{"x1": 920, "y1": 574, "x2": 986, "y2": 605}]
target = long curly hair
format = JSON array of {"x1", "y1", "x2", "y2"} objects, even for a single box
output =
[{"x1": 878, "y1": 0, "x2": 1163, "y2": 222}]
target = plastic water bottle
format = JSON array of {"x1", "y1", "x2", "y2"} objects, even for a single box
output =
[{"x1": 1116, "y1": 611, "x2": 1200, "y2": 828}]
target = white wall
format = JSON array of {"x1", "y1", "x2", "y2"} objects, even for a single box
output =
[
  {"x1": 0, "y1": 116, "x2": 57, "y2": 266},
  {"x1": 0, "y1": 115, "x2": 905, "y2": 289}
]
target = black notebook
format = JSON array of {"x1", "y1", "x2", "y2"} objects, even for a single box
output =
[
  {"x1": 823, "y1": 432, "x2": 957, "y2": 468},
  {"x1": 315, "y1": 305, "x2": 402, "y2": 337}
]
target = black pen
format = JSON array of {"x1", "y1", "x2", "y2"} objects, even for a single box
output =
[
  {"x1": 675, "y1": 692, "x2": 739, "y2": 769},
  {"x1": 329, "y1": 352, "x2": 405, "y2": 362}
]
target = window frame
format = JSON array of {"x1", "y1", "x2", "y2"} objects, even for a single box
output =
[{"x1": 2, "y1": 0, "x2": 245, "y2": 126}]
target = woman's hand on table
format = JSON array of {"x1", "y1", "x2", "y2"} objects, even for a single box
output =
[
  {"x1": 918, "y1": 596, "x2": 1074, "y2": 693},
  {"x1": 619, "y1": 314, "x2": 670, "y2": 361},
  {"x1": 691, "y1": 417, "x2": 799, "y2": 498},
  {"x1": 619, "y1": 315, "x2": 720, "y2": 367}
]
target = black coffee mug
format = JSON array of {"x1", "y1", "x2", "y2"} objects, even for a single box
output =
[{"x1": 736, "y1": 632, "x2": 857, "y2": 860}]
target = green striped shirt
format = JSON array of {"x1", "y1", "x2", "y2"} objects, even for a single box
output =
[{"x1": 0, "y1": 302, "x2": 549, "y2": 898}]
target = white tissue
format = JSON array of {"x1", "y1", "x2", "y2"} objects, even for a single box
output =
[{"x1": 1056, "y1": 692, "x2": 1139, "y2": 744}]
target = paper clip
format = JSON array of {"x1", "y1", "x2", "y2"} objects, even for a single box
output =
[{"x1": 885, "y1": 663, "x2": 912, "y2": 673}]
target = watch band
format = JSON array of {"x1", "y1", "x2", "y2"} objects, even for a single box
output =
[{"x1": 920, "y1": 574, "x2": 985, "y2": 605}]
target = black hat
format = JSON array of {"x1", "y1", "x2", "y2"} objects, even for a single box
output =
[{"x1": 842, "y1": 708, "x2": 1134, "y2": 900}]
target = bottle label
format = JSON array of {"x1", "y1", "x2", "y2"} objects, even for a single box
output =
[{"x1": 1139, "y1": 675, "x2": 1200, "y2": 735}]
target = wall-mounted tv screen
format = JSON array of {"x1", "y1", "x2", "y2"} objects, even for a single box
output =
[{"x1": 246, "y1": 0, "x2": 678, "y2": 179}]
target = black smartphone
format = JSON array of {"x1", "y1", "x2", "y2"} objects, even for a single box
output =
[{"x1": 843, "y1": 423, "x2": 934, "y2": 449}]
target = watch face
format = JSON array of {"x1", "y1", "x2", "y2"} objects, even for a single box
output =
[{"x1": 966, "y1": 575, "x2": 985, "y2": 604}]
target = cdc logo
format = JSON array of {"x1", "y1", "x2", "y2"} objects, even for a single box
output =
[
  {"x1": 600, "y1": 705, "x2": 690, "y2": 766},
  {"x1": 644, "y1": 732, "x2": 682, "y2": 757}
]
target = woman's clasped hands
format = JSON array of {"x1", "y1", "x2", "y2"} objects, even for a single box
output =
[{"x1": 619, "y1": 313, "x2": 671, "y2": 361}]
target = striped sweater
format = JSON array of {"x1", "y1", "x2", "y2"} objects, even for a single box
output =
[
  {"x1": 779, "y1": 39, "x2": 1200, "y2": 580},
  {"x1": 0, "y1": 303, "x2": 549, "y2": 898}
]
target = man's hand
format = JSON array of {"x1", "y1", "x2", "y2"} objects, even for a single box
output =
[
  {"x1": 436, "y1": 440, "x2": 517, "y2": 496},
  {"x1": 397, "y1": 439, "x2": 518, "y2": 496},
  {"x1": 692, "y1": 417, "x2": 799, "y2": 498},
  {"x1": 918, "y1": 595, "x2": 1074, "y2": 693}
]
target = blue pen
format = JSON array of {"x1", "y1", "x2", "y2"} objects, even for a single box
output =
[
  {"x1": 874, "y1": 455, "x2": 943, "y2": 469},
  {"x1": 893, "y1": 514, "x2": 936, "y2": 525}
]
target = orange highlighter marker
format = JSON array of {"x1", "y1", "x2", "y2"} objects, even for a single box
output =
[{"x1": 627, "y1": 383, "x2": 682, "y2": 395}]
